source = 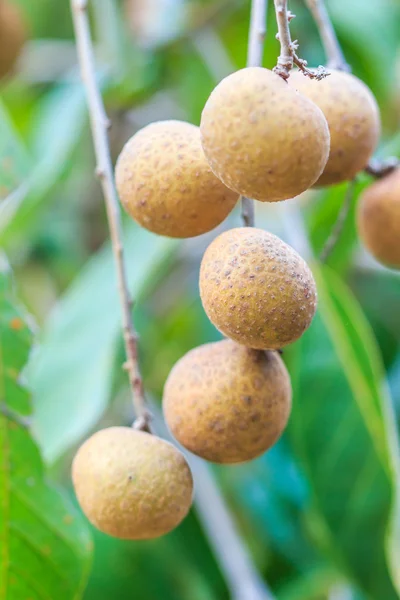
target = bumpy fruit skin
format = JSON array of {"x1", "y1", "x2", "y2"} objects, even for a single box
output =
[
  {"x1": 357, "y1": 168, "x2": 400, "y2": 269},
  {"x1": 163, "y1": 339, "x2": 292, "y2": 464},
  {"x1": 72, "y1": 427, "x2": 193, "y2": 540},
  {"x1": 200, "y1": 67, "x2": 330, "y2": 202},
  {"x1": 0, "y1": 1, "x2": 25, "y2": 79},
  {"x1": 115, "y1": 120, "x2": 238, "y2": 238},
  {"x1": 290, "y1": 70, "x2": 380, "y2": 186},
  {"x1": 199, "y1": 227, "x2": 317, "y2": 349}
]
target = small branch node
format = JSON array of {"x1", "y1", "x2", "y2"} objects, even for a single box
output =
[
  {"x1": 132, "y1": 411, "x2": 153, "y2": 433},
  {"x1": 365, "y1": 157, "x2": 399, "y2": 179},
  {"x1": 95, "y1": 166, "x2": 106, "y2": 178}
]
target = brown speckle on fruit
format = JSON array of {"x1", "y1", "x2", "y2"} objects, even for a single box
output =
[
  {"x1": 199, "y1": 227, "x2": 317, "y2": 349},
  {"x1": 290, "y1": 70, "x2": 380, "y2": 186},
  {"x1": 72, "y1": 427, "x2": 193, "y2": 540},
  {"x1": 200, "y1": 67, "x2": 330, "y2": 202},
  {"x1": 357, "y1": 168, "x2": 400, "y2": 269},
  {"x1": 115, "y1": 120, "x2": 238, "y2": 238},
  {"x1": 163, "y1": 339, "x2": 292, "y2": 463}
]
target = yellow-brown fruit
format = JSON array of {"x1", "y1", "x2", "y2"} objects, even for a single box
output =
[
  {"x1": 115, "y1": 120, "x2": 238, "y2": 238},
  {"x1": 200, "y1": 67, "x2": 330, "y2": 202},
  {"x1": 199, "y1": 227, "x2": 317, "y2": 349},
  {"x1": 72, "y1": 427, "x2": 193, "y2": 540},
  {"x1": 290, "y1": 70, "x2": 380, "y2": 186},
  {"x1": 163, "y1": 339, "x2": 292, "y2": 464},
  {"x1": 357, "y1": 168, "x2": 400, "y2": 269},
  {"x1": 0, "y1": 1, "x2": 25, "y2": 79}
]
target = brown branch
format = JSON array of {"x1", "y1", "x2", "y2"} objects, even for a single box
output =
[
  {"x1": 320, "y1": 179, "x2": 356, "y2": 263},
  {"x1": 304, "y1": 0, "x2": 350, "y2": 71},
  {"x1": 241, "y1": 196, "x2": 255, "y2": 227},
  {"x1": 151, "y1": 405, "x2": 275, "y2": 600},
  {"x1": 240, "y1": 0, "x2": 268, "y2": 227},
  {"x1": 273, "y1": 0, "x2": 328, "y2": 80},
  {"x1": 70, "y1": 0, "x2": 151, "y2": 433}
]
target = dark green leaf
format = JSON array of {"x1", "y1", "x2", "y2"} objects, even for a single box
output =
[
  {"x1": 0, "y1": 259, "x2": 92, "y2": 600},
  {"x1": 286, "y1": 264, "x2": 400, "y2": 599}
]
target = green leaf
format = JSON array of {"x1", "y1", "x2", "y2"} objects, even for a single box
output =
[
  {"x1": 0, "y1": 259, "x2": 92, "y2": 600},
  {"x1": 287, "y1": 265, "x2": 400, "y2": 599},
  {"x1": 0, "y1": 81, "x2": 89, "y2": 242},
  {"x1": 0, "y1": 100, "x2": 30, "y2": 201},
  {"x1": 28, "y1": 225, "x2": 178, "y2": 463},
  {"x1": 0, "y1": 100, "x2": 31, "y2": 229},
  {"x1": 305, "y1": 179, "x2": 368, "y2": 273}
]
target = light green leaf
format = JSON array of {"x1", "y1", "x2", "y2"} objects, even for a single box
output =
[
  {"x1": 0, "y1": 260, "x2": 92, "y2": 600},
  {"x1": 0, "y1": 100, "x2": 31, "y2": 230},
  {"x1": 0, "y1": 81, "x2": 89, "y2": 241},
  {"x1": 287, "y1": 265, "x2": 400, "y2": 599},
  {"x1": 28, "y1": 225, "x2": 178, "y2": 463}
]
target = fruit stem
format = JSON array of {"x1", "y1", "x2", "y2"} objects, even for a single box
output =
[
  {"x1": 273, "y1": 0, "x2": 328, "y2": 81},
  {"x1": 247, "y1": 0, "x2": 267, "y2": 68},
  {"x1": 304, "y1": 0, "x2": 350, "y2": 71},
  {"x1": 70, "y1": 0, "x2": 152, "y2": 433},
  {"x1": 319, "y1": 178, "x2": 356, "y2": 263},
  {"x1": 241, "y1": 0, "x2": 268, "y2": 227},
  {"x1": 273, "y1": 0, "x2": 293, "y2": 79}
]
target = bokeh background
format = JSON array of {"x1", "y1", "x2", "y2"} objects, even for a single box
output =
[{"x1": 1, "y1": 0, "x2": 400, "y2": 599}]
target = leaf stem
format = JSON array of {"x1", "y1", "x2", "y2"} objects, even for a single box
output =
[
  {"x1": 70, "y1": 0, "x2": 151, "y2": 432},
  {"x1": 304, "y1": 0, "x2": 350, "y2": 71},
  {"x1": 240, "y1": 0, "x2": 268, "y2": 227},
  {"x1": 319, "y1": 179, "x2": 356, "y2": 263}
]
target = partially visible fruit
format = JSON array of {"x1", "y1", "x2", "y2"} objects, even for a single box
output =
[
  {"x1": 115, "y1": 120, "x2": 238, "y2": 238},
  {"x1": 357, "y1": 168, "x2": 400, "y2": 269},
  {"x1": 290, "y1": 70, "x2": 380, "y2": 186},
  {"x1": 200, "y1": 66, "x2": 330, "y2": 202},
  {"x1": 0, "y1": 1, "x2": 25, "y2": 79},
  {"x1": 199, "y1": 227, "x2": 317, "y2": 349},
  {"x1": 72, "y1": 427, "x2": 193, "y2": 539},
  {"x1": 163, "y1": 339, "x2": 292, "y2": 464}
]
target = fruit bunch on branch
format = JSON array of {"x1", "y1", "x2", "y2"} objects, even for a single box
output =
[{"x1": 69, "y1": 0, "x2": 400, "y2": 546}]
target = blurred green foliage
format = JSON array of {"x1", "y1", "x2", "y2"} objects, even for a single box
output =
[{"x1": 1, "y1": 0, "x2": 400, "y2": 599}]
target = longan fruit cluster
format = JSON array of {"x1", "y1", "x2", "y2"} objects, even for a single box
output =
[
  {"x1": 0, "y1": 1, "x2": 25, "y2": 80},
  {"x1": 73, "y1": 60, "x2": 390, "y2": 540}
]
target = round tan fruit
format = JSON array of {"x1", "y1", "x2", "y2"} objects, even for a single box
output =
[
  {"x1": 115, "y1": 120, "x2": 238, "y2": 238},
  {"x1": 200, "y1": 67, "x2": 330, "y2": 202},
  {"x1": 163, "y1": 339, "x2": 292, "y2": 464},
  {"x1": 72, "y1": 427, "x2": 193, "y2": 540},
  {"x1": 199, "y1": 227, "x2": 317, "y2": 349},
  {"x1": 0, "y1": 1, "x2": 25, "y2": 79},
  {"x1": 357, "y1": 168, "x2": 400, "y2": 269},
  {"x1": 290, "y1": 70, "x2": 380, "y2": 186}
]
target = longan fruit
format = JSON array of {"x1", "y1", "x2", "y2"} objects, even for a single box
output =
[
  {"x1": 163, "y1": 339, "x2": 292, "y2": 464},
  {"x1": 200, "y1": 67, "x2": 330, "y2": 202},
  {"x1": 0, "y1": 1, "x2": 25, "y2": 79},
  {"x1": 72, "y1": 427, "x2": 193, "y2": 540},
  {"x1": 115, "y1": 120, "x2": 238, "y2": 238},
  {"x1": 199, "y1": 227, "x2": 317, "y2": 349},
  {"x1": 357, "y1": 168, "x2": 400, "y2": 269},
  {"x1": 290, "y1": 70, "x2": 380, "y2": 186}
]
